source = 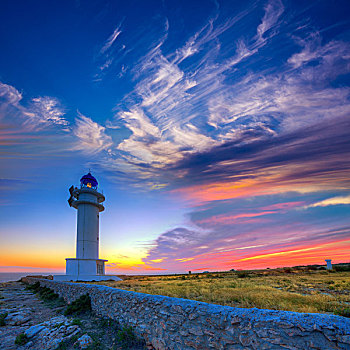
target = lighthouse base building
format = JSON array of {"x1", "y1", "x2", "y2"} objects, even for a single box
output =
[
  {"x1": 54, "y1": 259, "x2": 119, "y2": 282},
  {"x1": 54, "y1": 173, "x2": 121, "y2": 282}
]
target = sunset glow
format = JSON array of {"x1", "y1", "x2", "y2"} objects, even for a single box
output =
[{"x1": 1, "y1": 0, "x2": 349, "y2": 274}]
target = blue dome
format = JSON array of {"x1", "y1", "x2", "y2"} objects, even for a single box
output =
[{"x1": 80, "y1": 172, "x2": 98, "y2": 188}]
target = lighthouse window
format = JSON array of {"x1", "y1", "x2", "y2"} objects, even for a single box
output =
[{"x1": 97, "y1": 263, "x2": 103, "y2": 275}]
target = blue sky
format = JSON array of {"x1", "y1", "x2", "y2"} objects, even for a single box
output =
[{"x1": 1, "y1": 0, "x2": 350, "y2": 273}]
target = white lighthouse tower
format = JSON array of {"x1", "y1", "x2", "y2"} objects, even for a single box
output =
[{"x1": 54, "y1": 172, "x2": 120, "y2": 281}]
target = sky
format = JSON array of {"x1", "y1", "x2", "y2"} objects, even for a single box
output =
[{"x1": 1, "y1": 0, "x2": 350, "y2": 274}]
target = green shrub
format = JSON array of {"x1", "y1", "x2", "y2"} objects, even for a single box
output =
[
  {"x1": 25, "y1": 282, "x2": 65, "y2": 308},
  {"x1": 25, "y1": 281, "x2": 41, "y2": 292},
  {"x1": 57, "y1": 339, "x2": 68, "y2": 350},
  {"x1": 0, "y1": 312, "x2": 8, "y2": 326},
  {"x1": 15, "y1": 333, "x2": 28, "y2": 345},
  {"x1": 306, "y1": 265, "x2": 318, "y2": 271},
  {"x1": 336, "y1": 308, "x2": 350, "y2": 318},
  {"x1": 98, "y1": 317, "x2": 118, "y2": 329},
  {"x1": 113, "y1": 324, "x2": 146, "y2": 349},
  {"x1": 334, "y1": 265, "x2": 350, "y2": 272},
  {"x1": 64, "y1": 294, "x2": 91, "y2": 316},
  {"x1": 236, "y1": 271, "x2": 250, "y2": 278},
  {"x1": 39, "y1": 287, "x2": 60, "y2": 301},
  {"x1": 86, "y1": 333, "x2": 102, "y2": 349},
  {"x1": 71, "y1": 318, "x2": 83, "y2": 326},
  {"x1": 116, "y1": 325, "x2": 135, "y2": 344},
  {"x1": 25, "y1": 282, "x2": 58, "y2": 300},
  {"x1": 57, "y1": 334, "x2": 80, "y2": 350}
]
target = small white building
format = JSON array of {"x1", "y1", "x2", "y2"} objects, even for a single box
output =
[
  {"x1": 325, "y1": 259, "x2": 332, "y2": 270},
  {"x1": 54, "y1": 173, "x2": 121, "y2": 282}
]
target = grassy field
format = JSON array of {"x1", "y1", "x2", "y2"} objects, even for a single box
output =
[{"x1": 86, "y1": 266, "x2": 350, "y2": 317}]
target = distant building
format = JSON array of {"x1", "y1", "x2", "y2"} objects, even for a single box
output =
[
  {"x1": 325, "y1": 259, "x2": 332, "y2": 270},
  {"x1": 54, "y1": 172, "x2": 121, "y2": 282}
]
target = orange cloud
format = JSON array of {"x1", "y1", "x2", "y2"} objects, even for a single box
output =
[
  {"x1": 172, "y1": 164, "x2": 349, "y2": 204},
  {"x1": 197, "y1": 211, "x2": 276, "y2": 225},
  {"x1": 175, "y1": 257, "x2": 195, "y2": 262},
  {"x1": 232, "y1": 239, "x2": 350, "y2": 269},
  {"x1": 235, "y1": 246, "x2": 321, "y2": 262},
  {"x1": 147, "y1": 239, "x2": 350, "y2": 272},
  {"x1": 233, "y1": 240, "x2": 350, "y2": 270}
]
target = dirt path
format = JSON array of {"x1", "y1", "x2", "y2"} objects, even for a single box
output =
[
  {"x1": 0, "y1": 281, "x2": 76, "y2": 349},
  {"x1": 0, "y1": 281, "x2": 146, "y2": 350}
]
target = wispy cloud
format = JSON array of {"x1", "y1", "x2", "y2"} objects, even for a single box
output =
[
  {"x1": 99, "y1": 2, "x2": 279, "y2": 180},
  {"x1": 23, "y1": 96, "x2": 68, "y2": 129},
  {"x1": 73, "y1": 113, "x2": 113, "y2": 154},
  {"x1": 305, "y1": 195, "x2": 350, "y2": 209},
  {"x1": 0, "y1": 178, "x2": 28, "y2": 192},
  {"x1": 94, "y1": 22, "x2": 126, "y2": 81},
  {"x1": 0, "y1": 81, "x2": 75, "y2": 169},
  {"x1": 2, "y1": 1, "x2": 349, "y2": 273},
  {"x1": 172, "y1": 116, "x2": 350, "y2": 203},
  {"x1": 0, "y1": 81, "x2": 69, "y2": 130},
  {"x1": 91, "y1": 0, "x2": 350, "y2": 197},
  {"x1": 261, "y1": 201, "x2": 304, "y2": 211},
  {"x1": 143, "y1": 218, "x2": 350, "y2": 271},
  {"x1": 256, "y1": 0, "x2": 284, "y2": 42},
  {"x1": 287, "y1": 32, "x2": 349, "y2": 70},
  {"x1": 0, "y1": 82, "x2": 116, "y2": 164},
  {"x1": 234, "y1": 240, "x2": 349, "y2": 263},
  {"x1": 0, "y1": 81, "x2": 22, "y2": 105},
  {"x1": 196, "y1": 211, "x2": 276, "y2": 225},
  {"x1": 100, "y1": 25, "x2": 122, "y2": 54}
]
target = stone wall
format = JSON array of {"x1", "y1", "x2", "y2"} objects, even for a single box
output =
[{"x1": 22, "y1": 277, "x2": 350, "y2": 350}]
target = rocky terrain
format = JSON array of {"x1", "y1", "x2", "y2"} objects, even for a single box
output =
[{"x1": 0, "y1": 281, "x2": 146, "y2": 350}]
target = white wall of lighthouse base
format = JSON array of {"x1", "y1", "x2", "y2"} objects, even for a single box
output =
[
  {"x1": 52, "y1": 258, "x2": 121, "y2": 282},
  {"x1": 66, "y1": 258, "x2": 104, "y2": 275}
]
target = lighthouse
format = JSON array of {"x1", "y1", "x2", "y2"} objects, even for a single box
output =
[{"x1": 54, "y1": 172, "x2": 120, "y2": 281}]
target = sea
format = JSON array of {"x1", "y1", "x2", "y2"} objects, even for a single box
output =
[{"x1": 0, "y1": 272, "x2": 59, "y2": 283}]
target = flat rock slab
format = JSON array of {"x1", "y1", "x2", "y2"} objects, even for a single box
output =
[{"x1": 0, "y1": 282, "x2": 80, "y2": 350}]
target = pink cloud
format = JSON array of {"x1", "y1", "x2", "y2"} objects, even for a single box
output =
[
  {"x1": 260, "y1": 201, "x2": 304, "y2": 211},
  {"x1": 196, "y1": 211, "x2": 276, "y2": 225}
]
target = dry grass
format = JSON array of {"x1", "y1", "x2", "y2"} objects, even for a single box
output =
[{"x1": 85, "y1": 267, "x2": 350, "y2": 317}]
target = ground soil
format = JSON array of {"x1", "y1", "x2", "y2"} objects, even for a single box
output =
[{"x1": 0, "y1": 281, "x2": 146, "y2": 350}]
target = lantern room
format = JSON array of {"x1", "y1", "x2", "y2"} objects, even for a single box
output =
[{"x1": 80, "y1": 172, "x2": 98, "y2": 189}]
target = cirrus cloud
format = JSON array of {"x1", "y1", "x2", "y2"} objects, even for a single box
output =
[
  {"x1": 73, "y1": 113, "x2": 113, "y2": 154},
  {"x1": 305, "y1": 195, "x2": 350, "y2": 209}
]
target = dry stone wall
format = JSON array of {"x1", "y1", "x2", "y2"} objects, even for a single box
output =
[{"x1": 23, "y1": 277, "x2": 350, "y2": 350}]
